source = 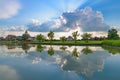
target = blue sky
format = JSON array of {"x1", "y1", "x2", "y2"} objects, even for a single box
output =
[
  {"x1": 0, "y1": 0, "x2": 120, "y2": 32},
  {"x1": 79, "y1": 0, "x2": 120, "y2": 26}
]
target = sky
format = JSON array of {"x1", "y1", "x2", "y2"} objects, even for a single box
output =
[{"x1": 0, "y1": 0, "x2": 120, "y2": 37}]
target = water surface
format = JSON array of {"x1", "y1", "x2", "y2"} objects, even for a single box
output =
[{"x1": 0, "y1": 44, "x2": 120, "y2": 80}]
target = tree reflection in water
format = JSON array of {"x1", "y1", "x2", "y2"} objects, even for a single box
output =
[
  {"x1": 59, "y1": 46, "x2": 67, "y2": 51},
  {"x1": 60, "y1": 51, "x2": 110, "y2": 77},
  {"x1": 21, "y1": 43, "x2": 31, "y2": 53},
  {"x1": 0, "y1": 45, "x2": 112, "y2": 78},
  {"x1": 81, "y1": 46, "x2": 93, "y2": 55},
  {"x1": 72, "y1": 47, "x2": 80, "y2": 57},
  {"x1": 36, "y1": 45, "x2": 45, "y2": 52},
  {"x1": 48, "y1": 46, "x2": 54, "y2": 56}
]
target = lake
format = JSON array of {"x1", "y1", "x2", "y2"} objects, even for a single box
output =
[{"x1": 0, "y1": 44, "x2": 120, "y2": 80}]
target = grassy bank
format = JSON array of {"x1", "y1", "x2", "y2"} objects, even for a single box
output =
[
  {"x1": 102, "y1": 40, "x2": 120, "y2": 47},
  {"x1": 30, "y1": 41, "x2": 102, "y2": 45},
  {"x1": 0, "y1": 40, "x2": 120, "y2": 47},
  {"x1": 0, "y1": 40, "x2": 102, "y2": 45},
  {"x1": 0, "y1": 41, "x2": 20, "y2": 45}
]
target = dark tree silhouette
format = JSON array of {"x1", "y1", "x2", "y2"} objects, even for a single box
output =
[{"x1": 108, "y1": 28, "x2": 119, "y2": 40}]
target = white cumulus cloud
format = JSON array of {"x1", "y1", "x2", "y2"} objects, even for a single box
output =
[
  {"x1": 61, "y1": 7, "x2": 110, "y2": 32},
  {"x1": 0, "y1": 0, "x2": 21, "y2": 19},
  {"x1": 31, "y1": 19, "x2": 41, "y2": 26},
  {"x1": 27, "y1": 7, "x2": 110, "y2": 32},
  {"x1": 7, "y1": 25, "x2": 27, "y2": 31}
]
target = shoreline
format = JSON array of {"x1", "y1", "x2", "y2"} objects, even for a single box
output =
[{"x1": 0, "y1": 40, "x2": 120, "y2": 47}]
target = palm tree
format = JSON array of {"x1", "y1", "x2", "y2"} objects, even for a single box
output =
[
  {"x1": 72, "y1": 31, "x2": 79, "y2": 43},
  {"x1": 60, "y1": 36, "x2": 67, "y2": 43},
  {"x1": 47, "y1": 31, "x2": 54, "y2": 43},
  {"x1": 81, "y1": 33, "x2": 92, "y2": 43}
]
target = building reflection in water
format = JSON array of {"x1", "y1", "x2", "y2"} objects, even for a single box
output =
[
  {"x1": 6, "y1": 44, "x2": 16, "y2": 49},
  {"x1": 21, "y1": 43, "x2": 31, "y2": 53}
]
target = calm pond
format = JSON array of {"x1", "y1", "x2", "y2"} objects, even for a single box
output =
[{"x1": 0, "y1": 44, "x2": 120, "y2": 80}]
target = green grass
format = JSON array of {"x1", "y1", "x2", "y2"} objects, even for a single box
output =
[
  {"x1": 0, "y1": 41, "x2": 23, "y2": 45},
  {"x1": 30, "y1": 40, "x2": 102, "y2": 45},
  {"x1": 102, "y1": 40, "x2": 120, "y2": 47},
  {"x1": 0, "y1": 40, "x2": 120, "y2": 47}
]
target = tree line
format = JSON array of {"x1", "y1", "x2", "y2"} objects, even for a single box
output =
[{"x1": 36, "y1": 28, "x2": 120, "y2": 43}]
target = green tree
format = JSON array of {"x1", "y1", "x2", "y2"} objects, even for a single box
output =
[
  {"x1": 36, "y1": 34, "x2": 45, "y2": 42},
  {"x1": 22, "y1": 34, "x2": 29, "y2": 41},
  {"x1": 47, "y1": 31, "x2": 54, "y2": 43},
  {"x1": 60, "y1": 36, "x2": 67, "y2": 43},
  {"x1": 72, "y1": 31, "x2": 80, "y2": 43},
  {"x1": 108, "y1": 28, "x2": 119, "y2": 40},
  {"x1": 81, "y1": 33, "x2": 92, "y2": 43}
]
